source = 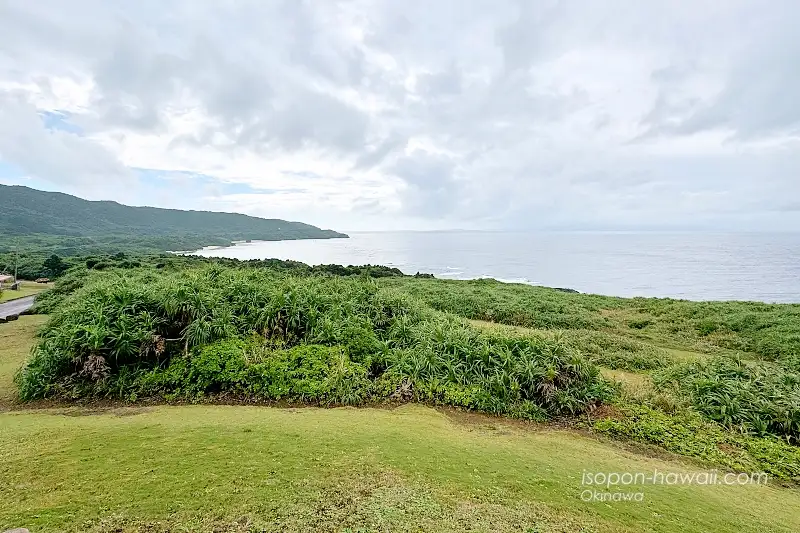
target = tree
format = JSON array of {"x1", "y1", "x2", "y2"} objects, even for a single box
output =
[{"x1": 43, "y1": 254, "x2": 68, "y2": 278}]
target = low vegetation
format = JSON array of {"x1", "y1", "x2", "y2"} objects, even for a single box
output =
[
  {"x1": 593, "y1": 402, "x2": 800, "y2": 482},
  {"x1": 653, "y1": 357, "x2": 800, "y2": 443},
  {"x1": 2, "y1": 319, "x2": 799, "y2": 532},
  {"x1": 14, "y1": 260, "x2": 800, "y2": 454},
  {"x1": 3, "y1": 256, "x2": 800, "y2": 530},
  {"x1": 4, "y1": 405, "x2": 800, "y2": 533},
  {"x1": 384, "y1": 277, "x2": 800, "y2": 365},
  {"x1": 16, "y1": 267, "x2": 612, "y2": 421}
]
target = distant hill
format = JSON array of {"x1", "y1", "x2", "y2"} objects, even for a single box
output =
[{"x1": 0, "y1": 184, "x2": 347, "y2": 254}]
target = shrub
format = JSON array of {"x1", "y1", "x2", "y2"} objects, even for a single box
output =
[
  {"x1": 16, "y1": 266, "x2": 613, "y2": 419},
  {"x1": 593, "y1": 403, "x2": 800, "y2": 482},
  {"x1": 653, "y1": 357, "x2": 800, "y2": 443},
  {"x1": 135, "y1": 339, "x2": 371, "y2": 405},
  {"x1": 627, "y1": 318, "x2": 652, "y2": 330},
  {"x1": 595, "y1": 404, "x2": 744, "y2": 466},
  {"x1": 696, "y1": 320, "x2": 719, "y2": 336}
]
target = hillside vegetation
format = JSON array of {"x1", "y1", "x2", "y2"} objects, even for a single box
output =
[
  {"x1": 0, "y1": 184, "x2": 347, "y2": 256},
  {"x1": 3, "y1": 315, "x2": 800, "y2": 532},
  {"x1": 12, "y1": 258, "x2": 798, "y2": 484},
  {"x1": 381, "y1": 277, "x2": 800, "y2": 366},
  {"x1": 383, "y1": 278, "x2": 800, "y2": 444},
  {"x1": 3, "y1": 403, "x2": 800, "y2": 533},
  {"x1": 18, "y1": 266, "x2": 611, "y2": 420},
  {"x1": 3, "y1": 258, "x2": 800, "y2": 530}
]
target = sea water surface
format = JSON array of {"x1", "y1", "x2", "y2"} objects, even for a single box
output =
[{"x1": 192, "y1": 231, "x2": 800, "y2": 303}]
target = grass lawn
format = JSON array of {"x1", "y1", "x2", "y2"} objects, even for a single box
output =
[
  {"x1": 0, "y1": 280, "x2": 52, "y2": 303},
  {"x1": 0, "y1": 315, "x2": 47, "y2": 405},
  {"x1": 1, "y1": 317, "x2": 800, "y2": 532},
  {"x1": 3, "y1": 406, "x2": 800, "y2": 533}
]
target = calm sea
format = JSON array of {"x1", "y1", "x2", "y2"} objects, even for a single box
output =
[{"x1": 192, "y1": 231, "x2": 800, "y2": 303}]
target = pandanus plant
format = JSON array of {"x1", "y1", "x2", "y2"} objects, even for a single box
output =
[{"x1": 18, "y1": 265, "x2": 614, "y2": 419}]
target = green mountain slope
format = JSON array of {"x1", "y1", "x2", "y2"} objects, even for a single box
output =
[{"x1": 0, "y1": 184, "x2": 347, "y2": 252}]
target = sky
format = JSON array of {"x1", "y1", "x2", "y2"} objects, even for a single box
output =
[{"x1": 0, "y1": 0, "x2": 799, "y2": 232}]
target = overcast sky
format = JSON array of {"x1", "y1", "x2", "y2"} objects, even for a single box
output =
[{"x1": 1, "y1": 0, "x2": 798, "y2": 231}]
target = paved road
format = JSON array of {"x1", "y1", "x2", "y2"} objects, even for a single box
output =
[{"x1": 0, "y1": 296, "x2": 35, "y2": 319}]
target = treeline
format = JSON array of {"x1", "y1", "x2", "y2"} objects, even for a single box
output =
[
  {"x1": 0, "y1": 233, "x2": 242, "y2": 257},
  {"x1": 0, "y1": 250, "x2": 74, "y2": 280},
  {"x1": 1, "y1": 250, "x2": 412, "y2": 283}
]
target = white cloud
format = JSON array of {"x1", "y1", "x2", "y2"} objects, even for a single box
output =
[
  {"x1": 0, "y1": 94, "x2": 134, "y2": 192},
  {"x1": 0, "y1": 0, "x2": 798, "y2": 231}
]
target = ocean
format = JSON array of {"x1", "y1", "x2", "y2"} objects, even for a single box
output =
[{"x1": 191, "y1": 231, "x2": 800, "y2": 303}]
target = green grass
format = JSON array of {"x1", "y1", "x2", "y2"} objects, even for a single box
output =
[
  {"x1": 0, "y1": 315, "x2": 47, "y2": 405},
  {"x1": 2, "y1": 315, "x2": 800, "y2": 532},
  {"x1": 2, "y1": 405, "x2": 800, "y2": 533},
  {"x1": 19, "y1": 268, "x2": 612, "y2": 421},
  {"x1": 470, "y1": 320, "x2": 672, "y2": 371},
  {"x1": 5, "y1": 262, "x2": 800, "y2": 531},
  {"x1": 662, "y1": 348, "x2": 709, "y2": 362},
  {"x1": 382, "y1": 277, "x2": 800, "y2": 364},
  {"x1": 0, "y1": 281, "x2": 51, "y2": 303},
  {"x1": 600, "y1": 368, "x2": 651, "y2": 390},
  {"x1": 469, "y1": 320, "x2": 716, "y2": 369}
]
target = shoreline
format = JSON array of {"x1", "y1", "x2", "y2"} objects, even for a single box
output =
[{"x1": 172, "y1": 241, "x2": 799, "y2": 304}]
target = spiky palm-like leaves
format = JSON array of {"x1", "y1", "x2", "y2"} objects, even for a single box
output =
[
  {"x1": 655, "y1": 357, "x2": 800, "y2": 443},
  {"x1": 17, "y1": 265, "x2": 613, "y2": 419}
]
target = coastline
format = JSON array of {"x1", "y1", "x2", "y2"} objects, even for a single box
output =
[{"x1": 180, "y1": 232, "x2": 800, "y2": 304}]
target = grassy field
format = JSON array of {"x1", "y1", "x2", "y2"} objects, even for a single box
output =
[
  {"x1": 3, "y1": 264, "x2": 799, "y2": 532},
  {"x1": 2, "y1": 316, "x2": 800, "y2": 533},
  {"x1": 4, "y1": 405, "x2": 800, "y2": 533},
  {"x1": 383, "y1": 277, "x2": 800, "y2": 365},
  {"x1": 0, "y1": 280, "x2": 52, "y2": 303},
  {"x1": 471, "y1": 317, "x2": 800, "y2": 481},
  {"x1": 0, "y1": 315, "x2": 47, "y2": 405}
]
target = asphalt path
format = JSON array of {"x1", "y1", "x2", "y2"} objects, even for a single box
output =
[{"x1": 0, "y1": 295, "x2": 35, "y2": 319}]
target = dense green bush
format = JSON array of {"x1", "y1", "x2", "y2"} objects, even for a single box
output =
[
  {"x1": 16, "y1": 266, "x2": 613, "y2": 419},
  {"x1": 653, "y1": 358, "x2": 800, "y2": 443},
  {"x1": 134, "y1": 340, "x2": 372, "y2": 405},
  {"x1": 593, "y1": 403, "x2": 800, "y2": 482}
]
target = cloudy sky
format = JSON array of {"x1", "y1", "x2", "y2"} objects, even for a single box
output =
[{"x1": 0, "y1": 0, "x2": 798, "y2": 232}]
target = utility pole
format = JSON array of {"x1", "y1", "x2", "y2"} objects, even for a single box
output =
[{"x1": 9, "y1": 236, "x2": 19, "y2": 284}]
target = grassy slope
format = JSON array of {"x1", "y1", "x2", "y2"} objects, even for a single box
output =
[
  {"x1": 0, "y1": 281, "x2": 52, "y2": 303},
  {"x1": 469, "y1": 319, "x2": 704, "y2": 367},
  {"x1": 0, "y1": 315, "x2": 47, "y2": 404},
  {"x1": 2, "y1": 319, "x2": 800, "y2": 533},
  {"x1": 383, "y1": 277, "x2": 800, "y2": 363}
]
